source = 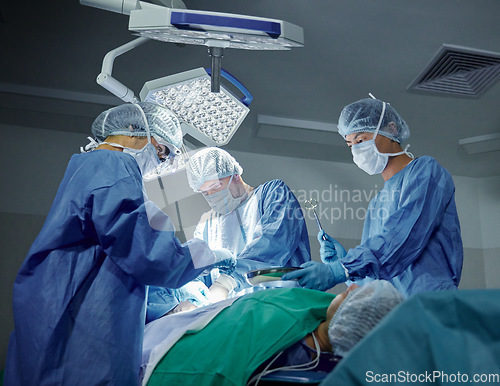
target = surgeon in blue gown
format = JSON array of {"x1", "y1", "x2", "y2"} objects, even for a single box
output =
[
  {"x1": 4, "y1": 103, "x2": 231, "y2": 386},
  {"x1": 283, "y1": 97, "x2": 463, "y2": 297},
  {"x1": 146, "y1": 147, "x2": 310, "y2": 320},
  {"x1": 190, "y1": 148, "x2": 311, "y2": 294}
]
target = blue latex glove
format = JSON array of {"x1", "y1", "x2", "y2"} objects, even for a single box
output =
[
  {"x1": 212, "y1": 248, "x2": 237, "y2": 275},
  {"x1": 281, "y1": 260, "x2": 347, "y2": 291},
  {"x1": 175, "y1": 280, "x2": 213, "y2": 307},
  {"x1": 318, "y1": 230, "x2": 347, "y2": 264}
]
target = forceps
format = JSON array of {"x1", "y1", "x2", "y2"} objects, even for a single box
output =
[{"x1": 304, "y1": 198, "x2": 327, "y2": 241}]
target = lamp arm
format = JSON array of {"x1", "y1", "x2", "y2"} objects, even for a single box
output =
[
  {"x1": 96, "y1": 37, "x2": 150, "y2": 103},
  {"x1": 79, "y1": 0, "x2": 141, "y2": 15}
]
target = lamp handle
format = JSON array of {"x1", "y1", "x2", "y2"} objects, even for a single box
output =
[{"x1": 205, "y1": 68, "x2": 253, "y2": 106}]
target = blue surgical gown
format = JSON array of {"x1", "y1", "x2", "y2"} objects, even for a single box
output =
[
  {"x1": 4, "y1": 150, "x2": 215, "y2": 386},
  {"x1": 195, "y1": 179, "x2": 311, "y2": 290},
  {"x1": 341, "y1": 156, "x2": 463, "y2": 297}
]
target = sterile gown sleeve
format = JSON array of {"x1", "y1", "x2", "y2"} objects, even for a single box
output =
[
  {"x1": 90, "y1": 176, "x2": 216, "y2": 288},
  {"x1": 146, "y1": 287, "x2": 179, "y2": 323},
  {"x1": 147, "y1": 279, "x2": 213, "y2": 323},
  {"x1": 340, "y1": 156, "x2": 462, "y2": 296},
  {"x1": 232, "y1": 180, "x2": 310, "y2": 289}
]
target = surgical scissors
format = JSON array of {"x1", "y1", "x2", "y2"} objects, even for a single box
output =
[{"x1": 304, "y1": 199, "x2": 327, "y2": 241}]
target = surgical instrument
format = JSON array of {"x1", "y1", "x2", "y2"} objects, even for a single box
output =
[{"x1": 305, "y1": 199, "x2": 327, "y2": 240}]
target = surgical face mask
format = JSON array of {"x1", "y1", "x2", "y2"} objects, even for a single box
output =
[
  {"x1": 203, "y1": 175, "x2": 246, "y2": 215},
  {"x1": 351, "y1": 102, "x2": 409, "y2": 175},
  {"x1": 351, "y1": 140, "x2": 389, "y2": 175},
  {"x1": 123, "y1": 143, "x2": 161, "y2": 178},
  {"x1": 100, "y1": 140, "x2": 167, "y2": 180}
]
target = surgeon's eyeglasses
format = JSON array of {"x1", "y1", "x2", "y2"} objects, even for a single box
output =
[
  {"x1": 197, "y1": 180, "x2": 224, "y2": 195},
  {"x1": 156, "y1": 145, "x2": 170, "y2": 162}
]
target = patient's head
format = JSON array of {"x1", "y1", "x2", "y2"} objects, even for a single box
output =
[{"x1": 327, "y1": 280, "x2": 404, "y2": 357}]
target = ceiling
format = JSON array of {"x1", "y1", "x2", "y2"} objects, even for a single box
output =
[{"x1": 1, "y1": 0, "x2": 499, "y2": 177}]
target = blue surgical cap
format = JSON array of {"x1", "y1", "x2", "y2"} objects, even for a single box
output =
[
  {"x1": 91, "y1": 102, "x2": 183, "y2": 153},
  {"x1": 337, "y1": 98, "x2": 410, "y2": 143},
  {"x1": 186, "y1": 147, "x2": 243, "y2": 191}
]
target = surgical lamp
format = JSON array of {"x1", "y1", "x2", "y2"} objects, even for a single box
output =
[
  {"x1": 80, "y1": 0, "x2": 303, "y2": 146},
  {"x1": 140, "y1": 68, "x2": 251, "y2": 147},
  {"x1": 80, "y1": 0, "x2": 304, "y2": 92},
  {"x1": 91, "y1": 35, "x2": 252, "y2": 146}
]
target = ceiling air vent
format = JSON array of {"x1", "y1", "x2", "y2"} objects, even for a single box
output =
[{"x1": 408, "y1": 44, "x2": 500, "y2": 97}]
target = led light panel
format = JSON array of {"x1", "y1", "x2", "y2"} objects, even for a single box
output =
[
  {"x1": 140, "y1": 68, "x2": 249, "y2": 147},
  {"x1": 129, "y1": 7, "x2": 304, "y2": 50}
]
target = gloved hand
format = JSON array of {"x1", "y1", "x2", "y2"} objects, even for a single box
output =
[
  {"x1": 281, "y1": 260, "x2": 347, "y2": 291},
  {"x1": 209, "y1": 282, "x2": 230, "y2": 303},
  {"x1": 175, "y1": 280, "x2": 213, "y2": 307},
  {"x1": 212, "y1": 248, "x2": 237, "y2": 275},
  {"x1": 167, "y1": 300, "x2": 197, "y2": 315},
  {"x1": 209, "y1": 273, "x2": 236, "y2": 302},
  {"x1": 318, "y1": 230, "x2": 347, "y2": 264}
]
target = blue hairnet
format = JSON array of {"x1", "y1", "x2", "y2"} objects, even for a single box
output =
[
  {"x1": 186, "y1": 147, "x2": 243, "y2": 191},
  {"x1": 337, "y1": 98, "x2": 410, "y2": 143},
  {"x1": 328, "y1": 280, "x2": 404, "y2": 357},
  {"x1": 91, "y1": 102, "x2": 183, "y2": 153}
]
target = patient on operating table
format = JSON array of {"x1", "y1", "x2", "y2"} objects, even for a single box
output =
[{"x1": 142, "y1": 280, "x2": 404, "y2": 385}]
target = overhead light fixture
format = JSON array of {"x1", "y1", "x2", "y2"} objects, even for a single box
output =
[
  {"x1": 257, "y1": 115, "x2": 337, "y2": 132},
  {"x1": 459, "y1": 133, "x2": 500, "y2": 154},
  {"x1": 141, "y1": 67, "x2": 252, "y2": 147},
  {"x1": 89, "y1": 38, "x2": 252, "y2": 147},
  {"x1": 256, "y1": 115, "x2": 342, "y2": 146},
  {"x1": 80, "y1": 0, "x2": 302, "y2": 147},
  {"x1": 80, "y1": 0, "x2": 304, "y2": 92},
  {"x1": 128, "y1": 5, "x2": 304, "y2": 50}
]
